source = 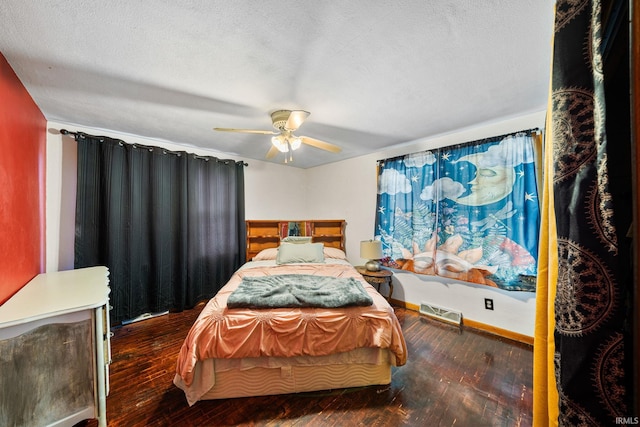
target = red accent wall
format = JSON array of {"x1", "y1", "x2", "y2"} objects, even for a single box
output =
[{"x1": 0, "y1": 52, "x2": 46, "y2": 305}]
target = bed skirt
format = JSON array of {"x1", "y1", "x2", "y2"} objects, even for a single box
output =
[{"x1": 174, "y1": 347, "x2": 394, "y2": 404}]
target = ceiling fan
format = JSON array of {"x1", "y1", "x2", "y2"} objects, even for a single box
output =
[{"x1": 214, "y1": 110, "x2": 342, "y2": 163}]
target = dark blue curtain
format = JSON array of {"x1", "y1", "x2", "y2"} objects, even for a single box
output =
[
  {"x1": 74, "y1": 133, "x2": 246, "y2": 324},
  {"x1": 375, "y1": 130, "x2": 541, "y2": 291}
]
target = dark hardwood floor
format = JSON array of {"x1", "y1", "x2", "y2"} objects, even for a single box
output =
[{"x1": 81, "y1": 304, "x2": 533, "y2": 427}]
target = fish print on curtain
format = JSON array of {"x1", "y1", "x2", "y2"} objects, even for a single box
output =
[
  {"x1": 375, "y1": 131, "x2": 541, "y2": 291},
  {"x1": 551, "y1": 0, "x2": 631, "y2": 424}
]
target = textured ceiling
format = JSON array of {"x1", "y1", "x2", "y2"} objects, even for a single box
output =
[{"x1": 0, "y1": 1, "x2": 554, "y2": 168}]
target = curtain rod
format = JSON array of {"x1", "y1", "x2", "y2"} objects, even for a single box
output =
[
  {"x1": 377, "y1": 127, "x2": 542, "y2": 164},
  {"x1": 60, "y1": 129, "x2": 249, "y2": 166}
]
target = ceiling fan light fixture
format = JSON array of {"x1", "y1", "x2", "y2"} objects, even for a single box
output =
[
  {"x1": 271, "y1": 134, "x2": 302, "y2": 153},
  {"x1": 289, "y1": 136, "x2": 302, "y2": 150},
  {"x1": 271, "y1": 135, "x2": 289, "y2": 152}
]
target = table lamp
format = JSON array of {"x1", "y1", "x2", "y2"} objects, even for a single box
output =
[{"x1": 360, "y1": 240, "x2": 383, "y2": 271}]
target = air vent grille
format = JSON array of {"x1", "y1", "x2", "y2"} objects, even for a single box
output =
[{"x1": 419, "y1": 302, "x2": 462, "y2": 326}]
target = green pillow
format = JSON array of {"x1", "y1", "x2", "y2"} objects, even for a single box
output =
[{"x1": 276, "y1": 242, "x2": 325, "y2": 264}]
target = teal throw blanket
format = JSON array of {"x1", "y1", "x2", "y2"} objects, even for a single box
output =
[{"x1": 227, "y1": 274, "x2": 373, "y2": 309}]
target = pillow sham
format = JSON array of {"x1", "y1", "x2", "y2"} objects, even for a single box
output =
[
  {"x1": 253, "y1": 246, "x2": 346, "y2": 262},
  {"x1": 252, "y1": 247, "x2": 278, "y2": 261},
  {"x1": 276, "y1": 242, "x2": 325, "y2": 264},
  {"x1": 281, "y1": 236, "x2": 313, "y2": 244},
  {"x1": 323, "y1": 247, "x2": 348, "y2": 260}
]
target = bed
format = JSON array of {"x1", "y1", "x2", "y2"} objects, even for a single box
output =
[{"x1": 173, "y1": 240, "x2": 407, "y2": 405}]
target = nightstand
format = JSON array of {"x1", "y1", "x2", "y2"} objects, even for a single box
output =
[{"x1": 355, "y1": 266, "x2": 393, "y2": 301}]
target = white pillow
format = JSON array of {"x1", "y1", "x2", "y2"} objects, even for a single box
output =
[
  {"x1": 323, "y1": 247, "x2": 347, "y2": 260},
  {"x1": 276, "y1": 242, "x2": 325, "y2": 264},
  {"x1": 281, "y1": 236, "x2": 313, "y2": 244},
  {"x1": 252, "y1": 247, "x2": 278, "y2": 261}
]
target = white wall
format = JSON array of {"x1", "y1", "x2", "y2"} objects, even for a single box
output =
[
  {"x1": 47, "y1": 111, "x2": 544, "y2": 337},
  {"x1": 45, "y1": 126, "x2": 77, "y2": 273},
  {"x1": 243, "y1": 159, "x2": 309, "y2": 220}
]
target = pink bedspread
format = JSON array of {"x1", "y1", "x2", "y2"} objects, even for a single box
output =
[{"x1": 175, "y1": 262, "x2": 407, "y2": 388}]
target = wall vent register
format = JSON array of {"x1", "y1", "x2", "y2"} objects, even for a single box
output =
[{"x1": 419, "y1": 302, "x2": 463, "y2": 326}]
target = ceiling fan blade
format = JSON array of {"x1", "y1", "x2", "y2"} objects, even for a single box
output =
[
  {"x1": 300, "y1": 136, "x2": 342, "y2": 153},
  {"x1": 214, "y1": 127, "x2": 276, "y2": 135},
  {"x1": 285, "y1": 110, "x2": 310, "y2": 131},
  {"x1": 265, "y1": 145, "x2": 280, "y2": 159}
]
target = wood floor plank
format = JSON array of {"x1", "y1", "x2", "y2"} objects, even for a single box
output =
[{"x1": 77, "y1": 304, "x2": 533, "y2": 426}]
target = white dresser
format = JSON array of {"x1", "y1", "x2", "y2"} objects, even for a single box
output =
[{"x1": 0, "y1": 266, "x2": 111, "y2": 427}]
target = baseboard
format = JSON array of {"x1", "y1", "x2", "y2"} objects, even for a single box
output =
[
  {"x1": 462, "y1": 318, "x2": 533, "y2": 346},
  {"x1": 394, "y1": 299, "x2": 533, "y2": 346},
  {"x1": 121, "y1": 311, "x2": 169, "y2": 325},
  {"x1": 390, "y1": 298, "x2": 417, "y2": 311}
]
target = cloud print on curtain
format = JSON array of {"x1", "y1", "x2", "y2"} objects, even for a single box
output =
[{"x1": 375, "y1": 130, "x2": 541, "y2": 291}]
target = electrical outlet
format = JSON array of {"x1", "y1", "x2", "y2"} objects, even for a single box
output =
[{"x1": 484, "y1": 298, "x2": 494, "y2": 310}]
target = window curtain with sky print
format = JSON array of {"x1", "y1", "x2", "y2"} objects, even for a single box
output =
[{"x1": 375, "y1": 130, "x2": 542, "y2": 291}]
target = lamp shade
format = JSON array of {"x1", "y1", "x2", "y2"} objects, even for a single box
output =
[{"x1": 360, "y1": 240, "x2": 383, "y2": 260}]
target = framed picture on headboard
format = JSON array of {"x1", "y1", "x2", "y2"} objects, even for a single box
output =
[{"x1": 279, "y1": 221, "x2": 312, "y2": 238}]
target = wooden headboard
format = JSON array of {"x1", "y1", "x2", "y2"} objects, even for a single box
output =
[{"x1": 245, "y1": 219, "x2": 345, "y2": 261}]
